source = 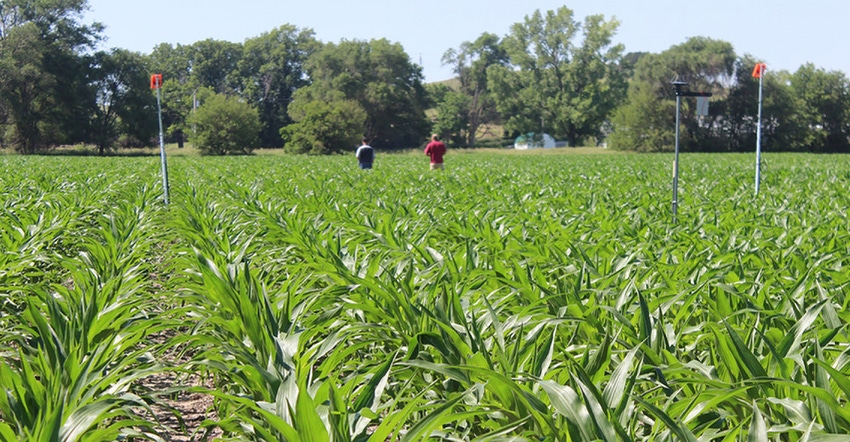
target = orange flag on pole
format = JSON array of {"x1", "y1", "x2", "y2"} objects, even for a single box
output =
[
  {"x1": 751, "y1": 63, "x2": 766, "y2": 79},
  {"x1": 150, "y1": 74, "x2": 163, "y2": 89}
]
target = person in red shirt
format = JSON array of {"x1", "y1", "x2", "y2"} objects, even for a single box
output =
[{"x1": 424, "y1": 134, "x2": 447, "y2": 170}]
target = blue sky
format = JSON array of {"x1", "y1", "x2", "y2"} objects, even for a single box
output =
[{"x1": 84, "y1": 0, "x2": 849, "y2": 82}]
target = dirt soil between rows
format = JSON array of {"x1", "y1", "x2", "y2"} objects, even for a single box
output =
[{"x1": 134, "y1": 330, "x2": 222, "y2": 441}]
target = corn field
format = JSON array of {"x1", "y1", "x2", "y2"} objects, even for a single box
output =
[{"x1": 1, "y1": 152, "x2": 850, "y2": 441}]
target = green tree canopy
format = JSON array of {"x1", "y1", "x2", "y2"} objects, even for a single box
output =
[
  {"x1": 148, "y1": 42, "x2": 193, "y2": 85},
  {"x1": 156, "y1": 78, "x2": 207, "y2": 147},
  {"x1": 721, "y1": 56, "x2": 806, "y2": 152},
  {"x1": 428, "y1": 86, "x2": 470, "y2": 146},
  {"x1": 488, "y1": 7, "x2": 626, "y2": 147},
  {"x1": 188, "y1": 93, "x2": 260, "y2": 155},
  {"x1": 87, "y1": 49, "x2": 158, "y2": 154},
  {"x1": 149, "y1": 39, "x2": 243, "y2": 146},
  {"x1": 609, "y1": 37, "x2": 737, "y2": 151},
  {"x1": 294, "y1": 38, "x2": 430, "y2": 151},
  {"x1": 186, "y1": 39, "x2": 243, "y2": 94},
  {"x1": 238, "y1": 25, "x2": 318, "y2": 148},
  {"x1": 441, "y1": 32, "x2": 507, "y2": 146},
  {"x1": 149, "y1": 39, "x2": 243, "y2": 94},
  {"x1": 282, "y1": 91, "x2": 367, "y2": 155},
  {"x1": 791, "y1": 63, "x2": 850, "y2": 152},
  {"x1": 0, "y1": 0, "x2": 102, "y2": 153},
  {"x1": 0, "y1": 23, "x2": 54, "y2": 153}
]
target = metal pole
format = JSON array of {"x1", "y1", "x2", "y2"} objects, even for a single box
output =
[
  {"x1": 156, "y1": 86, "x2": 170, "y2": 205},
  {"x1": 673, "y1": 94, "x2": 681, "y2": 223},
  {"x1": 755, "y1": 71, "x2": 764, "y2": 195},
  {"x1": 193, "y1": 90, "x2": 198, "y2": 135}
]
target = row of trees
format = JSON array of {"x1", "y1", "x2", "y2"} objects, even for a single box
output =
[
  {"x1": 436, "y1": 8, "x2": 850, "y2": 153},
  {"x1": 0, "y1": 0, "x2": 156, "y2": 155},
  {"x1": 0, "y1": 1, "x2": 428, "y2": 154},
  {"x1": 435, "y1": 8, "x2": 627, "y2": 149},
  {"x1": 1, "y1": 1, "x2": 849, "y2": 154},
  {"x1": 608, "y1": 41, "x2": 850, "y2": 152}
]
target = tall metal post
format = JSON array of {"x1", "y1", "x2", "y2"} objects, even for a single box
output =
[
  {"x1": 755, "y1": 68, "x2": 764, "y2": 195},
  {"x1": 670, "y1": 80, "x2": 711, "y2": 224},
  {"x1": 671, "y1": 81, "x2": 687, "y2": 224},
  {"x1": 156, "y1": 82, "x2": 170, "y2": 205},
  {"x1": 673, "y1": 93, "x2": 681, "y2": 223}
]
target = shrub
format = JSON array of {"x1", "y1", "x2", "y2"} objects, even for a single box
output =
[
  {"x1": 188, "y1": 93, "x2": 260, "y2": 155},
  {"x1": 282, "y1": 98, "x2": 366, "y2": 154}
]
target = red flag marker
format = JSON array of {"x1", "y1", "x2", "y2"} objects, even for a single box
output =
[
  {"x1": 751, "y1": 63, "x2": 766, "y2": 79},
  {"x1": 150, "y1": 74, "x2": 163, "y2": 89}
]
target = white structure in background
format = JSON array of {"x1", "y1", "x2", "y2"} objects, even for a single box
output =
[{"x1": 514, "y1": 132, "x2": 556, "y2": 149}]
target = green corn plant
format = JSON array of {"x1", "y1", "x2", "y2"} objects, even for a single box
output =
[
  {"x1": 4, "y1": 152, "x2": 850, "y2": 441},
  {"x1": 0, "y1": 183, "x2": 166, "y2": 441}
]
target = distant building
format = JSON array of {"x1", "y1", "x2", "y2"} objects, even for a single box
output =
[{"x1": 514, "y1": 133, "x2": 556, "y2": 149}]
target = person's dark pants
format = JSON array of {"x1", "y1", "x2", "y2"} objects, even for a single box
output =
[{"x1": 359, "y1": 162, "x2": 372, "y2": 169}]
